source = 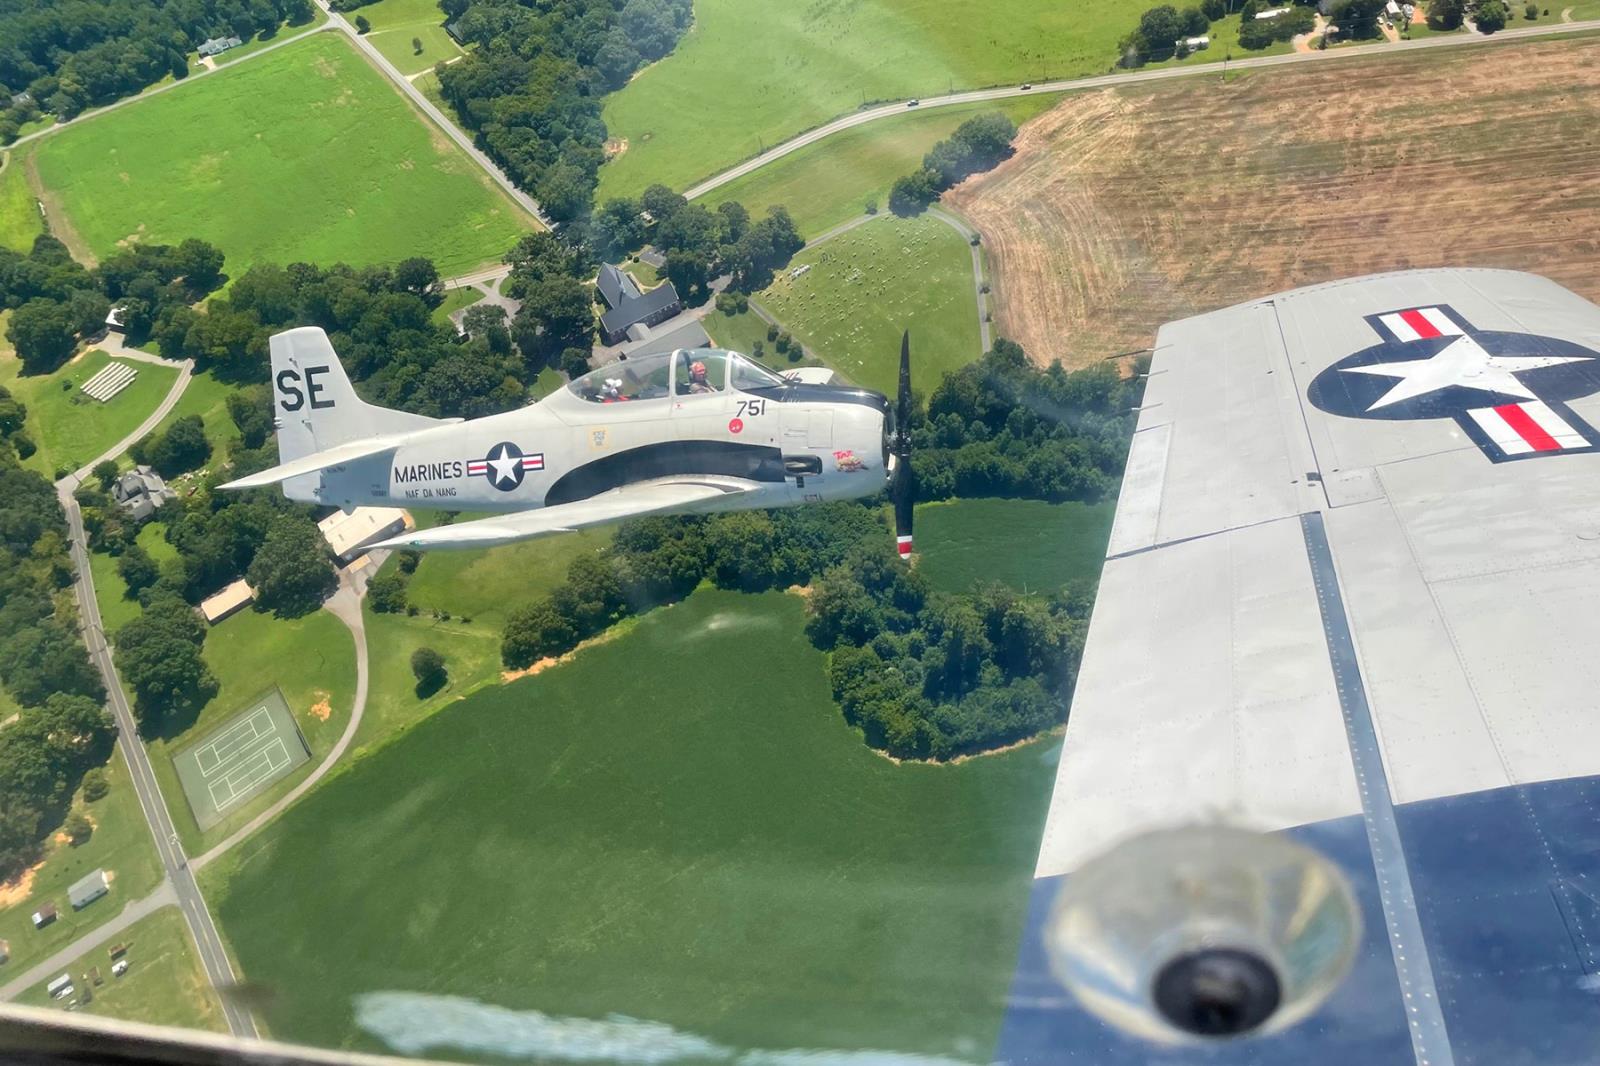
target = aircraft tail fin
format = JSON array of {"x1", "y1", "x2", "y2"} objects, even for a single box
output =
[{"x1": 270, "y1": 327, "x2": 442, "y2": 464}]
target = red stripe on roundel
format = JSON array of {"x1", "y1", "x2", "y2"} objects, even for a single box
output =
[
  {"x1": 1399, "y1": 309, "x2": 1441, "y2": 339},
  {"x1": 1496, "y1": 404, "x2": 1561, "y2": 452}
]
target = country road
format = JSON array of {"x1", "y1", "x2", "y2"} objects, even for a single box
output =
[
  {"x1": 315, "y1": 0, "x2": 550, "y2": 228},
  {"x1": 55, "y1": 480, "x2": 258, "y2": 1039},
  {"x1": 682, "y1": 17, "x2": 1600, "y2": 203}
]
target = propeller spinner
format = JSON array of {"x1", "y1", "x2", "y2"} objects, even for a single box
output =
[{"x1": 892, "y1": 331, "x2": 914, "y2": 561}]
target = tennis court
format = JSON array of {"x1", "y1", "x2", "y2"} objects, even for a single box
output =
[{"x1": 173, "y1": 689, "x2": 311, "y2": 829}]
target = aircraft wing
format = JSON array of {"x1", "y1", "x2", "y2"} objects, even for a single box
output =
[
  {"x1": 218, "y1": 436, "x2": 412, "y2": 490},
  {"x1": 1004, "y1": 269, "x2": 1600, "y2": 1064},
  {"x1": 369, "y1": 478, "x2": 756, "y2": 550}
]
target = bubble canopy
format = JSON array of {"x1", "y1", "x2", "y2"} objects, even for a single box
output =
[{"x1": 566, "y1": 348, "x2": 788, "y2": 403}]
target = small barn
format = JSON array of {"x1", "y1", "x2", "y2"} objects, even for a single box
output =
[
  {"x1": 68, "y1": 870, "x2": 109, "y2": 910},
  {"x1": 199, "y1": 579, "x2": 256, "y2": 625},
  {"x1": 31, "y1": 904, "x2": 57, "y2": 929}
]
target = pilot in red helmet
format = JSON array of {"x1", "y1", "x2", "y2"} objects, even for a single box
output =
[{"x1": 687, "y1": 360, "x2": 714, "y2": 394}]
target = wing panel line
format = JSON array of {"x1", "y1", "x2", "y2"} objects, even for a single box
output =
[{"x1": 1300, "y1": 511, "x2": 1455, "y2": 1066}]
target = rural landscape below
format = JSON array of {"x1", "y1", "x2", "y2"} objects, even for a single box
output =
[{"x1": 0, "y1": 0, "x2": 1598, "y2": 1059}]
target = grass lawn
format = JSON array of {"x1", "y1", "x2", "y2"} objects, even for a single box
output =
[
  {"x1": 146, "y1": 607, "x2": 356, "y2": 855},
  {"x1": 915, "y1": 498, "x2": 1114, "y2": 595},
  {"x1": 402, "y1": 522, "x2": 613, "y2": 628},
  {"x1": 431, "y1": 286, "x2": 480, "y2": 325},
  {"x1": 758, "y1": 214, "x2": 979, "y2": 394},
  {"x1": 703, "y1": 305, "x2": 777, "y2": 356},
  {"x1": 360, "y1": 0, "x2": 465, "y2": 76},
  {"x1": 206, "y1": 588, "x2": 1056, "y2": 1058},
  {"x1": 352, "y1": 608, "x2": 502, "y2": 756},
  {"x1": 0, "y1": 154, "x2": 43, "y2": 252},
  {"x1": 89, "y1": 522, "x2": 178, "y2": 635},
  {"x1": 530, "y1": 365, "x2": 565, "y2": 398},
  {"x1": 144, "y1": 368, "x2": 244, "y2": 471},
  {"x1": 15, "y1": 906, "x2": 226, "y2": 1033},
  {"x1": 706, "y1": 95, "x2": 1062, "y2": 239},
  {"x1": 0, "y1": 349, "x2": 178, "y2": 479},
  {"x1": 211, "y1": 10, "x2": 330, "y2": 65},
  {"x1": 0, "y1": 749, "x2": 164, "y2": 979},
  {"x1": 597, "y1": 0, "x2": 1148, "y2": 198},
  {"x1": 28, "y1": 33, "x2": 531, "y2": 276}
]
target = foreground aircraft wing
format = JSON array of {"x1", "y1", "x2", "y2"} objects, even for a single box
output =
[
  {"x1": 218, "y1": 436, "x2": 413, "y2": 491},
  {"x1": 370, "y1": 479, "x2": 754, "y2": 550},
  {"x1": 1004, "y1": 269, "x2": 1600, "y2": 1064}
]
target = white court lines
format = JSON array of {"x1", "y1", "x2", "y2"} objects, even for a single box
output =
[
  {"x1": 194, "y1": 705, "x2": 274, "y2": 775},
  {"x1": 209, "y1": 739, "x2": 293, "y2": 813}
]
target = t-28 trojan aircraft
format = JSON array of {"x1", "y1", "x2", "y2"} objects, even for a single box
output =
[{"x1": 222, "y1": 327, "x2": 918, "y2": 554}]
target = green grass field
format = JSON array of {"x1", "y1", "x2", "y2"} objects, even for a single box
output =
[
  {"x1": 212, "y1": 11, "x2": 330, "y2": 65},
  {"x1": 207, "y1": 588, "x2": 1056, "y2": 1057},
  {"x1": 352, "y1": 609, "x2": 502, "y2": 756},
  {"x1": 89, "y1": 522, "x2": 180, "y2": 634},
  {"x1": 147, "y1": 607, "x2": 356, "y2": 854},
  {"x1": 144, "y1": 368, "x2": 243, "y2": 468},
  {"x1": 360, "y1": 0, "x2": 466, "y2": 76},
  {"x1": 0, "y1": 349, "x2": 178, "y2": 478},
  {"x1": 915, "y1": 498, "x2": 1114, "y2": 595},
  {"x1": 706, "y1": 95, "x2": 1061, "y2": 239},
  {"x1": 29, "y1": 33, "x2": 531, "y2": 275},
  {"x1": 402, "y1": 523, "x2": 613, "y2": 628},
  {"x1": 703, "y1": 305, "x2": 777, "y2": 356},
  {"x1": 597, "y1": 0, "x2": 1149, "y2": 198},
  {"x1": 431, "y1": 286, "x2": 480, "y2": 325},
  {"x1": 15, "y1": 906, "x2": 227, "y2": 1032},
  {"x1": 0, "y1": 749, "x2": 164, "y2": 979},
  {"x1": 759, "y1": 214, "x2": 980, "y2": 394},
  {"x1": 0, "y1": 154, "x2": 43, "y2": 252}
]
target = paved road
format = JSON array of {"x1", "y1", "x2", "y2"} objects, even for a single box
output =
[
  {"x1": 928, "y1": 207, "x2": 991, "y2": 353},
  {"x1": 0, "y1": 882, "x2": 176, "y2": 1001},
  {"x1": 443, "y1": 264, "x2": 513, "y2": 291},
  {"x1": 65, "y1": 356, "x2": 193, "y2": 485},
  {"x1": 6, "y1": 22, "x2": 330, "y2": 151},
  {"x1": 191, "y1": 573, "x2": 371, "y2": 872},
  {"x1": 317, "y1": 0, "x2": 550, "y2": 228},
  {"x1": 683, "y1": 18, "x2": 1600, "y2": 203},
  {"x1": 56, "y1": 485, "x2": 258, "y2": 1039}
]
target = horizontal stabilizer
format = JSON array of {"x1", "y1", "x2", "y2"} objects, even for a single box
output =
[
  {"x1": 219, "y1": 436, "x2": 408, "y2": 491},
  {"x1": 371, "y1": 480, "x2": 751, "y2": 551}
]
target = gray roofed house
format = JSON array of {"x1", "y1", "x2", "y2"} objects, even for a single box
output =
[
  {"x1": 111, "y1": 465, "x2": 176, "y2": 523},
  {"x1": 596, "y1": 263, "x2": 684, "y2": 345},
  {"x1": 444, "y1": 19, "x2": 466, "y2": 43},
  {"x1": 624, "y1": 318, "x2": 711, "y2": 359},
  {"x1": 68, "y1": 870, "x2": 108, "y2": 910},
  {"x1": 197, "y1": 36, "x2": 243, "y2": 57}
]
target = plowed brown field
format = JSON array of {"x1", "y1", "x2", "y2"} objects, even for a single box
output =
[{"x1": 947, "y1": 38, "x2": 1600, "y2": 368}]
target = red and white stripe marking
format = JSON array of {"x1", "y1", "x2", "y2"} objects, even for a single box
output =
[
  {"x1": 896, "y1": 534, "x2": 913, "y2": 557},
  {"x1": 1466, "y1": 400, "x2": 1590, "y2": 455},
  {"x1": 521, "y1": 455, "x2": 545, "y2": 470},
  {"x1": 466, "y1": 460, "x2": 488, "y2": 475},
  {"x1": 1380, "y1": 307, "x2": 1464, "y2": 343}
]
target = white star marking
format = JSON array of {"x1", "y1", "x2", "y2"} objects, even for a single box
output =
[
  {"x1": 1341, "y1": 333, "x2": 1591, "y2": 411},
  {"x1": 486, "y1": 445, "x2": 521, "y2": 486}
]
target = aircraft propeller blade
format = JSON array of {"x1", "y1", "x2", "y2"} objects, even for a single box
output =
[{"x1": 892, "y1": 330, "x2": 914, "y2": 561}]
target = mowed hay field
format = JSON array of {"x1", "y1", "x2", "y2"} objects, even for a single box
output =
[
  {"x1": 915, "y1": 499, "x2": 1115, "y2": 596},
  {"x1": 207, "y1": 589, "x2": 1055, "y2": 1059},
  {"x1": 946, "y1": 37, "x2": 1600, "y2": 368},
  {"x1": 597, "y1": 0, "x2": 1150, "y2": 199},
  {"x1": 761, "y1": 214, "x2": 980, "y2": 395},
  {"x1": 27, "y1": 33, "x2": 530, "y2": 274}
]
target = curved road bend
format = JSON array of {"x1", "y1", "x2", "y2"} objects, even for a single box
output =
[
  {"x1": 683, "y1": 17, "x2": 1600, "y2": 203},
  {"x1": 191, "y1": 574, "x2": 371, "y2": 873}
]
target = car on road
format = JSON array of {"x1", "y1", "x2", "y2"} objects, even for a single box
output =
[
  {"x1": 1021, "y1": 83, "x2": 1032, "y2": 90},
  {"x1": 907, "y1": 99, "x2": 919, "y2": 107}
]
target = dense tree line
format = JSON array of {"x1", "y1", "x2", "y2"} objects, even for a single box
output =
[
  {"x1": 889, "y1": 113, "x2": 1018, "y2": 215},
  {"x1": 435, "y1": 0, "x2": 693, "y2": 222},
  {"x1": 1237, "y1": 2, "x2": 1316, "y2": 48},
  {"x1": 592, "y1": 187, "x2": 804, "y2": 297},
  {"x1": 1119, "y1": 0, "x2": 1320, "y2": 63},
  {"x1": 153, "y1": 255, "x2": 537, "y2": 418},
  {"x1": 0, "y1": 460, "x2": 111, "y2": 880},
  {"x1": 911, "y1": 339, "x2": 1143, "y2": 504},
  {"x1": 498, "y1": 340, "x2": 1141, "y2": 759},
  {"x1": 0, "y1": 0, "x2": 316, "y2": 140},
  {"x1": 0, "y1": 235, "x2": 226, "y2": 378}
]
